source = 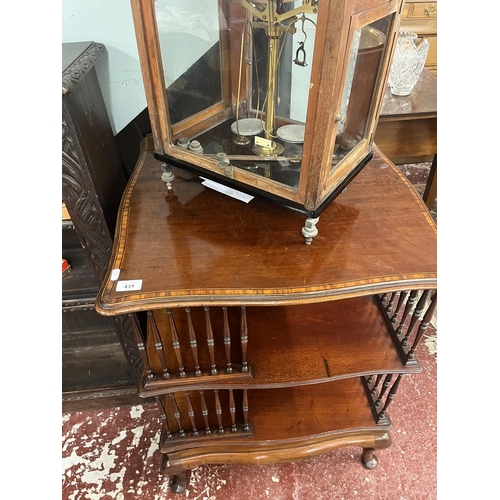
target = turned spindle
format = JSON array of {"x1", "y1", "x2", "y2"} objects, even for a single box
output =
[
  {"x1": 396, "y1": 290, "x2": 419, "y2": 336},
  {"x1": 371, "y1": 374, "x2": 383, "y2": 396},
  {"x1": 214, "y1": 390, "x2": 224, "y2": 433},
  {"x1": 167, "y1": 309, "x2": 186, "y2": 377},
  {"x1": 204, "y1": 307, "x2": 218, "y2": 375},
  {"x1": 185, "y1": 308, "x2": 202, "y2": 376},
  {"x1": 229, "y1": 389, "x2": 237, "y2": 432},
  {"x1": 147, "y1": 311, "x2": 170, "y2": 379},
  {"x1": 184, "y1": 391, "x2": 198, "y2": 436},
  {"x1": 402, "y1": 290, "x2": 430, "y2": 348},
  {"x1": 407, "y1": 293, "x2": 437, "y2": 361},
  {"x1": 222, "y1": 307, "x2": 233, "y2": 374},
  {"x1": 392, "y1": 290, "x2": 409, "y2": 324},
  {"x1": 168, "y1": 393, "x2": 185, "y2": 437},
  {"x1": 240, "y1": 307, "x2": 249, "y2": 372},
  {"x1": 386, "y1": 291, "x2": 398, "y2": 313},
  {"x1": 155, "y1": 396, "x2": 172, "y2": 440},
  {"x1": 129, "y1": 314, "x2": 153, "y2": 379},
  {"x1": 243, "y1": 389, "x2": 250, "y2": 431},
  {"x1": 378, "y1": 375, "x2": 402, "y2": 421},
  {"x1": 199, "y1": 390, "x2": 211, "y2": 435},
  {"x1": 375, "y1": 374, "x2": 393, "y2": 408}
]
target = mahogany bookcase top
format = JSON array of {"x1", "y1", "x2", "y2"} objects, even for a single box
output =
[{"x1": 96, "y1": 136, "x2": 436, "y2": 315}]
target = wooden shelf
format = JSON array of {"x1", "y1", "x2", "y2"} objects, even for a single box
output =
[
  {"x1": 62, "y1": 341, "x2": 136, "y2": 393},
  {"x1": 62, "y1": 246, "x2": 100, "y2": 301},
  {"x1": 159, "y1": 378, "x2": 392, "y2": 470},
  {"x1": 140, "y1": 296, "x2": 421, "y2": 395}
]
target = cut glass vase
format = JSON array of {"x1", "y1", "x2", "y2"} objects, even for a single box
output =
[{"x1": 388, "y1": 31, "x2": 430, "y2": 96}]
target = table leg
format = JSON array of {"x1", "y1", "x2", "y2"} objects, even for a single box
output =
[{"x1": 423, "y1": 154, "x2": 437, "y2": 211}]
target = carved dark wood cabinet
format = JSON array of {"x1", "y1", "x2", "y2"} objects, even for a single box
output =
[
  {"x1": 62, "y1": 41, "x2": 143, "y2": 411},
  {"x1": 96, "y1": 134, "x2": 437, "y2": 493}
]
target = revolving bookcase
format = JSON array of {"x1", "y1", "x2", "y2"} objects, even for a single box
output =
[{"x1": 96, "y1": 135, "x2": 437, "y2": 493}]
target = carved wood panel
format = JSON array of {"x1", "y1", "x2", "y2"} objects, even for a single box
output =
[{"x1": 62, "y1": 110, "x2": 112, "y2": 284}]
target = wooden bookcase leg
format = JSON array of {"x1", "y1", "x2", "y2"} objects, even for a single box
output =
[
  {"x1": 361, "y1": 431, "x2": 392, "y2": 469},
  {"x1": 170, "y1": 472, "x2": 189, "y2": 494},
  {"x1": 423, "y1": 154, "x2": 437, "y2": 211},
  {"x1": 362, "y1": 448, "x2": 379, "y2": 469},
  {"x1": 161, "y1": 454, "x2": 190, "y2": 494}
]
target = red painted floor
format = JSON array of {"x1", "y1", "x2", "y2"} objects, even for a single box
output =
[{"x1": 62, "y1": 326, "x2": 437, "y2": 500}]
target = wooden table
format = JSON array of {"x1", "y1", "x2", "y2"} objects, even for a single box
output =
[
  {"x1": 375, "y1": 68, "x2": 437, "y2": 164},
  {"x1": 96, "y1": 136, "x2": 437, "y2": 493},
  {"x1": 374, "y1": 68, "x2": 437, "y2": 209}
]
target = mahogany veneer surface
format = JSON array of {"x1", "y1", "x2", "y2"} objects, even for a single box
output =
[{"x1": 96, "y1": 136, "x2": 436, "y2": 314}]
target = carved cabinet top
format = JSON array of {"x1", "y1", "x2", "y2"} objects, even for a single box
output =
[{"x1": 62, "y1": 41, "x2": 104, "y2": 95}]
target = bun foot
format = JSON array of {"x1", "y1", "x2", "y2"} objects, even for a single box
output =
[
  {"x1": 362, "y1": 448, "x2": 379, "y2": 470},
  {"x1": 170, "y1": 472, "x2": 189, "y2": 494},
  {"x1": 160, "y1": 163, "x2": 175, "y2": 191}
]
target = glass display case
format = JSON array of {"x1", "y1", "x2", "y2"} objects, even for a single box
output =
[{"x1": 131, "y1": 0, "x2": 404, "y2": 242}]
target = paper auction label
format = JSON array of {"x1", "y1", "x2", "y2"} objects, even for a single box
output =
[{"x1": 116, "y1": 279, "x2": 143, "y2": 292}]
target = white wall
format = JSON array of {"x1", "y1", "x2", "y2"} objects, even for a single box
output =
[
  {"x1": 62, "y1": 0, "x2": 221, "y2": 136},
  {"x1": 62, "y1": 0, "x2": 146, "y2": 135}
]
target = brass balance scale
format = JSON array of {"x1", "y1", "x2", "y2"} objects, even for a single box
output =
[{"x1": 132, "y1": 0, "x2": 392, "y2": 242}]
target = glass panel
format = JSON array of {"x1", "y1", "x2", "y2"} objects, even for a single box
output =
[
  {"x1": 155, "y1": 0, "x2": 223, "y2": 124},
  {"x1": 167, "y1": 1, "x2": 319, "y2": 190},
  {"x1": 250, "y1": 1, "x2": 317, "y2": 125},
  {"x1": 332, "y1": 14, "x2": 394, "y2": 171}
]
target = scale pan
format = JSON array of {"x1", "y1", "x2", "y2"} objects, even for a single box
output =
[
  {"x1": 231, "y1": 118, "x2": 265, "y2": 137},
  {"x1": 277, "y1": 124, "x2": 305, "y2": 143}
]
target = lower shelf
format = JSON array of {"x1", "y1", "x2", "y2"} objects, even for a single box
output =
[
  {"x1": 63, "y1": 312, "x2": 139, "y2": 411},
  {"x1": 63, "y1": 336, "x2": 136, "y2": 391},
  {"x1": 62, "y1": 302, "x2": 141, "y2": 411},
  {"x1": 159, "y1": 377, "x2": 393, "y2": 473},
  {"x1": 62, "y1": 386, "x2": 145, "y2": 413}
]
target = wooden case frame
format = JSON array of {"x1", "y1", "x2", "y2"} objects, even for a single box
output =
[{"x1": 131, "y1": 0, "x2": 404, "y2": 216}]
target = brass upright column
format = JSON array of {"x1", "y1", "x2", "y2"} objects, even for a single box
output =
[{"x1": 252, "y1": 2, "x2": 285, "y2": 156}]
